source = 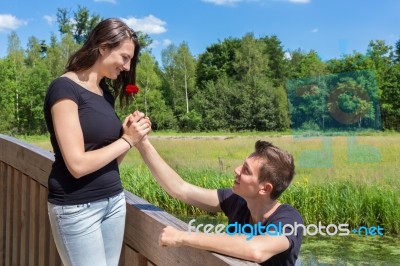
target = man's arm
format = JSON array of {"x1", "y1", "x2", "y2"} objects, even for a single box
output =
[
  {"x1": 159, "y1": 226, "x2": 290, "y2": 264},
  {"x1": 135, "y1": 139, "x2": 221, "y2": 213}
]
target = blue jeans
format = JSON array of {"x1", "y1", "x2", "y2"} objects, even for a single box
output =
[{"x1": 48, "y1": 192, "x2": 126, "y2": 266}]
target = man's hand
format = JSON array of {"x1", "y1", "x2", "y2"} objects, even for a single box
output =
[
  {"x1": 159, "y1": 226, "x2": 184, "y2": 247},
  {"x1": 122, "y1": 111, "x2": 151, "y2": 146}
]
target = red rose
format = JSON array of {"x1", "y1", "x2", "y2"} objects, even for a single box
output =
[{"x1": 125, "y1": 84, "x2": 139, "y2": 95}]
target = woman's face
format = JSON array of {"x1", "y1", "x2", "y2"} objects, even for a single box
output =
[{"x1": 99, "y1": 39, "x2": 135, "y2": 80}]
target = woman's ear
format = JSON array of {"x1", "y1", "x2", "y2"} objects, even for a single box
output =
[{"x1": 99, "y1": 44, "x2": 108, "y2": 56}]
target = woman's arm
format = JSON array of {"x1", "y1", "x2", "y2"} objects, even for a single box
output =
[
  {"x1": 51, "y1": 99, "x2": 150, "y2": 178},
  {"x1": 116, "y1": 151, "x2": 129, "y2": 165}
]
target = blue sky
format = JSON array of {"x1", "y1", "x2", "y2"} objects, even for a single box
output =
[{"x1": 0, "y1": 0, "x2": 399, "y2": 64}]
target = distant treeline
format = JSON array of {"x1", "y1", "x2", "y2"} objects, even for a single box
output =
[{"x1": 1, "y1": 6, "x2": 399, "y2": 135}]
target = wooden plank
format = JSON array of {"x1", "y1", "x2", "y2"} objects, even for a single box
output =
[
  {"x1": 47, "y1": 190, "x2": 62, "y2": 266},
  {"x1": 20, "y1": 173, "x2": 29, "y2": 266},
  {"x1": 123, "y1": 192, "x2": 257, "y2": 266},
  {"x1": 5, "y1": 166, "x2": 13, "y2": 266},
  {"x1": 119, "y1": 244, "x2": 126, "y2": 266},
  {"x1": 0, "y1": 134, "x2": 53, "y2": 187},
  {"x1": 38, "y1": 185, "x2": 49, "y2": 266},
  {"x1": 48, "y1": 230, "x2": 61, "y2": 266},
  {"x1": 12, "y1": 170, "x2": 22, "y2": 266},
  {"x1": 0, "y1": 134, "x2": 256, "y2": 266},
  {"x1": 0, "y1": 162, "x2": 6, "y2": 266},
  {"x1": 124, "y1": 246, "x2": 148, "y2": 266},
  {"x1": 28, "y1": 179, "x2": 39, "y2": 266}
]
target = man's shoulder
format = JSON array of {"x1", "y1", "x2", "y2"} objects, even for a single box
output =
[
  {"x1": 217, "y1": 188, "x2": 248, "y2": 217},
  {"x1": 272, "y1": 204, "x2": 304, "y2": 224}
]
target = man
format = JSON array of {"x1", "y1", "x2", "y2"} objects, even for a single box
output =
[{"x1": 135, "y1": 138, "x2": 303, "y2": 265}]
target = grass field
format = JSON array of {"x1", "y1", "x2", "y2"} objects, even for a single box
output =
[
  {"x1": 16, "y1": 132, "x2": 400, "y2": 265},
  {"x1": 20, "y1": 133, "x2": 400, "y2": 234}
]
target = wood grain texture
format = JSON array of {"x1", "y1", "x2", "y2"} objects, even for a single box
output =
[{"x1": 1, "y1": 134, "x2": 257, "y2": 266}]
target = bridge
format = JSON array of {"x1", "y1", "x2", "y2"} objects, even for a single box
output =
[{"x1": 0, "y1": 134, "x2": 257, "y2": 266}]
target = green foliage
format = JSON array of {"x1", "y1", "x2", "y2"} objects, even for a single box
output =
[
  {"x1": 196, "y1": 37, "x2": 241, "y2": 88},
  {"x1": 260, "y1": 35, "x2": 288, "y2": 87},
  {"x1": 120, "y1": 166, "x2": 400, "y2": 235},
  {"x1": 0, "y1": 58, "x2": 18, "y2": 133},
  {"x1": 287, "y1": 70, "x2": 381, "y2": 131},
  {"x1": 178, "y1": 110, "x2": 202, "y2": 132},
  {"x1": 57, "y1": 6, "x2": 102, "y2": 44},
  {"x1": 381, "y1": 64, "x2": 400, "y2": 130},
  {"x1": 1, "y1": 7, "x2": 400, "y2": 134},
  {"x1": 120, "y1": 165, "x2": 232, "y2": 216},
  {"x1": 281, "y1": 179, "x2": 400, "y2": 235},
  {"x1": 194, "y1": 33, "x2": 290, "y2": 131},
  {"x1": 18, "y1": 60, "x2": 52, "y2": 134},
  {"x1": 161, "y1": 42, "x2": 197, "y2": 116}
]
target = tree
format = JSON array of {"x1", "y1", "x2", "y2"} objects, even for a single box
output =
[
  {"x1": 289, "y1": 50, "x2": 327, "y2": 78},
  {"x1": 136, "y1": 52, "x2": 162, "y2": 115},
  {"x1": 161, "y1": 43, "x2": 196, "y2": 117},
  {"x1": 260, "y1": 35, "x2": 288, "y2": 87},
  {"x1": 25, "y1": 36, "x2": 43, "y2": 67},
  {"x1": 194, "y1": 33, "x2": 289, "y2": 131},
  {"x1": 19, "y1": 60, "x2": 52, "y2": 134},
  {"x1": 44, "y1": 34, "x2": 66, "y2": 78},
  {"x1": 161, "y1": 44, "x2": 178, "y2": 111},
  {"x1": 394, "y1": 39, "x2": 400, "y2": 63},
  {"x1": 175, "y1": 43, "x2": 196, "y2": 114},
  {"x1": 7, "y1": 32, "x2": 25, "y2": 133},
  {"x1": 192, "y1": 76, "x2": 231, "y2": 130},
  {"x1": 57, "y1": 8, "x2": 72, "y2": 35},
  {"x1": 196, "y1": 38, "x2": 240, "y2": 89},
  {"x1": 136, "y1": 32, "x2": 153, "y2": 52},
  {"x1": 380, "y1": 63, "x2": 400, "y2": 130},
  {"x1": 56, "y1": 6, "x2": 102, "y2": 44},
  {"x1": 327, "y1": 79, "x2": 372, "y2": 128},
  {"x1": 0, "y1": 58, "x2": 18, "y2": 133}
]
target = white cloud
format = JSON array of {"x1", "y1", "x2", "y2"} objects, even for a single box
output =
[
  {"x1": 150, "y1": 40, "x2": 160, "y2": 48},
  {"x1": 162, "y1": 39, "x2": 172, "y2": 46},
  {"x1": 202, "y1": 0, "x2": 310, "y2": 6},
  {"x1": 202, "y1": 0, "x2": 243, "y2": 6},
  {"x1": 0, "y1": 14, "x2": 27, "y2": 32},
  {"x1": 122, "y1": 15, "x2": 166, "y2": 34},
  {"x1": 288, "y1": 0, "x2": 311, "y2": 4},
  {"x1": 94, "y1": 0, "x2": 117, "y2": 3},
  {"x1": 310, "y1": 28, "x2": 319, "y2": 33},
  {"x1": 149, "y1": 39, "x2": 172, "y2": 50},
  {"x1": 43, "y1": 15, "x2": 56, "y2": 25}
]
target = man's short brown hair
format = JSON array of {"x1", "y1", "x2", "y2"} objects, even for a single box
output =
[{"x1": 253, "y1": 140, "x2": 295, "y2": 200}]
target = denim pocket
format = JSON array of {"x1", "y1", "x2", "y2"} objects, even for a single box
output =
[{"x1": 61, "y1": 204, "x2": 87, "y2": 217}]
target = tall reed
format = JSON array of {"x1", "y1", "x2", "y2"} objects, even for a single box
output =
[{"x1": 120, "y1": 166, "x2": 400, "y2": 235}]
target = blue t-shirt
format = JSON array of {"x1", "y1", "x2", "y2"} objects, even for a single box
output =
[
  {"x1": 44, "y1": 77, "x2": 123, "y2": 205},
  {"x1": 218, "y1": 188, "x2": 303, "y2": 266}
]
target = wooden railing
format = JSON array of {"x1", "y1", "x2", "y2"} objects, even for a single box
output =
[{"x1": 0, "y1": 134, "x2": 256, "y2": 266}]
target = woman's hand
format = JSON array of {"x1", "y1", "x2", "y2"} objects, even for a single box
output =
[{"x1": 121, "y1": 111, "x2": 151, "y2": 146}]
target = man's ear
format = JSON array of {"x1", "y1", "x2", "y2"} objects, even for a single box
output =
[{"x1": 259, "y1": 182, "x2": 273, "y2": 196}]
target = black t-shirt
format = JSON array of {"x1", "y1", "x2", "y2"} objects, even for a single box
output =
[
  {"x1": 44, "y1": 77, "x2": 123, "y2": 205},
  {"x1": 217, "y1": 189, "x2": 303, "y2": 266}
]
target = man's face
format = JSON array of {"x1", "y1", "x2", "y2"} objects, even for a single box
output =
[{"x1": 232, "y1": 154, "x2": 266, "y2": 199}]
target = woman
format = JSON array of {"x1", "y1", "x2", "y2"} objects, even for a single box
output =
[{"x1": 43, "y1": 18, "x2": 151, "y2": 266}]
